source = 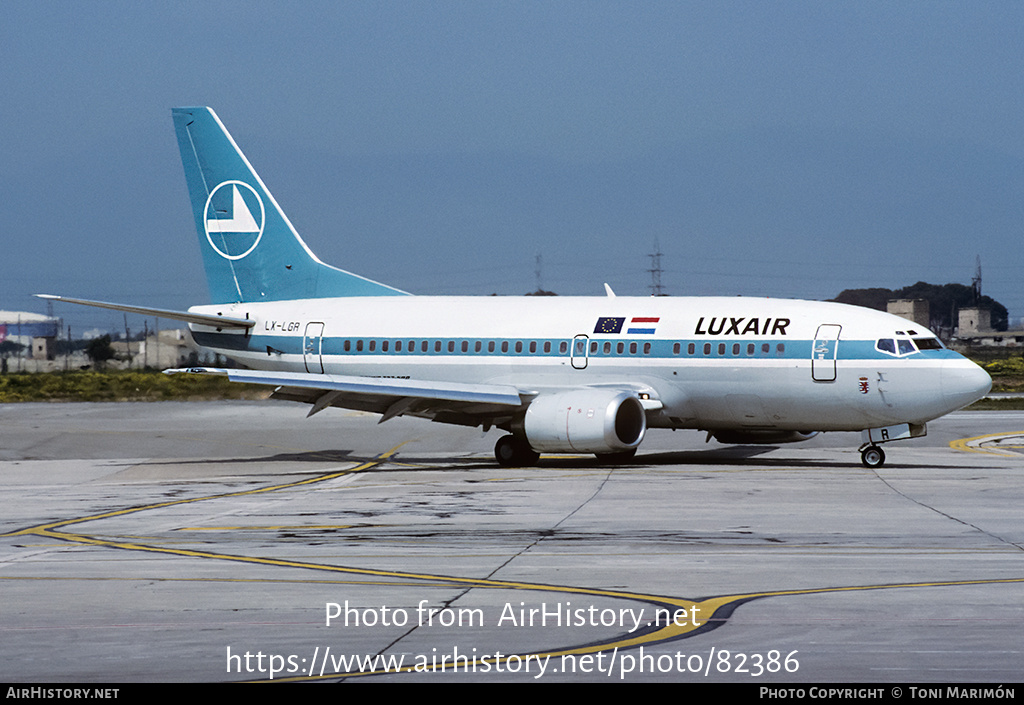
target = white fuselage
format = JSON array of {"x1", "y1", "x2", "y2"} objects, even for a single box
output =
[{"x1": 188, "y1": 295, "x2": 991, "y2": 434}]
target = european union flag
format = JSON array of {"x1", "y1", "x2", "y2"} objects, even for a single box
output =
[{"x1": 594, "y1": 317, "x2": 625, "y2": 334}]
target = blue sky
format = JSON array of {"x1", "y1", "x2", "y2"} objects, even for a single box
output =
[{"x1": 3, "y1": 1, "x2": 1023, "y2": 332}]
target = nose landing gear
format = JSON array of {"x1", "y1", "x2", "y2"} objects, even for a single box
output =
[{"x1": 858, "y1": 422, "x2": 927, "y2": 469}]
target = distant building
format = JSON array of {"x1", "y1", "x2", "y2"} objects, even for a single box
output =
[
  {"x1": 0, "y1": 311, "x2": 60, "y2": 360},
  {"x1": 110, "y1": 328, "x2": 197, "y2": 369},
  {"x1": 958, "y1": 306, "x2": 992, "y2": 336},
  {"x1": 0, "y1": 310, "x2": 198, "y2": 371},
  {"x1": 957, "y1": 306, "x2": 1024, "y2": 347},
  {"x1": 886, "y1": 299, "x2": 930, "y2": 329}
]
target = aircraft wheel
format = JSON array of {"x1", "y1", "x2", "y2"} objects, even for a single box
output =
[
  {"x1": 860, "y1": 445, "x2": 885, "y2": 468},
  {"x1": 494, "y1": 435, "x2": 540, "y2": 467}
]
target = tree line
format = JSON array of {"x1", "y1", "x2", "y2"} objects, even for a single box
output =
[{"x1": 832, "y1": 282, "x2": 1008, "y2": 332}]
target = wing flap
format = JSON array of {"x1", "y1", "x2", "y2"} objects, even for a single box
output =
[{"x1": 164, "y1": 367, "x2": 526, "y2": 423}]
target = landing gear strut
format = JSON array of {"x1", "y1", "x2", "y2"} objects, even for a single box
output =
[
  {"x1": 858, "y1": 423, "x2": 926, "y2": 469},
  {"x1": 860, "y1": 444, "x2": 886, "y2": 468},
  {"x1": 494, "y1": 435, "x2": 540, "y2": 467}
]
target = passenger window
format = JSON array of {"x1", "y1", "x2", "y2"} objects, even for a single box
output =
[
  {"x1": 558, "y1": 341, "x2": 567, "y2": 354},
  {"x1": 344, "y1": 340, "x2": 351, "y2": 352},
  {"x1": 776, "y1": 343, "x2": 785, "y2": 356},
  {"x1": 688, "y1": 343, "x2": 695, "y2": 355},
  {"x1": 643, "y1": 342, "x2": 651, "y2": 354},
  {"x1": 761, "y1": 343, "x2": 770, "y2": 354},
  {"x1": 475, "y1": 341, "x2": 482, "y2": 353},
  {"x1": 588, "y1": 341, "x2": 595, "y2": 354},
  {"x1": 502, "y1": 341, "x2": 509, "y2": 353},
  {"x1": 544, "y1": 342, "x2": 551, "y2": 353},
  {"x1": 448, "y1": 341, "x2": 455, "y2": 353},
  {"x1": 356, "y1": 340, "x2": 364, "y2": 352},
  {"x1": 732, "y1": 343, "x2": 740, "y2": 355},
  {"x1": 629, "y1": 342, "x2": 637, "y2": 354},
  {"x1": 673, "y1": 343, "x2": 680, "y2": 355},
  {"x1": 604, "y1": 342, "x2": 612, "y2": 354},
  {"x1": 382, "y1": 340, "x2": 389, "y2": 352},
  {"x1": 718, "y1": 343, "x2": 725, "y2": 355},
  {"x1": 488, "y1": 341, "x2": 495, "y2": 353},
  {"x1": 747, "y1": 343, "x2": 755, "y2": 355},
  {"x1": 617, "y1": 342, "x2": 625, "y2": 354},
  {"x1": 703, "y1": 343, "x2": 711, "y2": 355},
  {"x1": 461, "y1": 341, "x2": 468, "y2": 353},
  {"x1": 515, "y1": 341, "x2": 523, "y2": 353}
]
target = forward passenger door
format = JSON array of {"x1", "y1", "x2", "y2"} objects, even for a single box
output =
[{"x1": 811, "y1": 324, "x2": 841, "y2": 382}]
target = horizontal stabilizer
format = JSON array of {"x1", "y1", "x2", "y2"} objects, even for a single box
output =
[{"x1": 35, "y1": 294, "x2": 255, "y2": 329}]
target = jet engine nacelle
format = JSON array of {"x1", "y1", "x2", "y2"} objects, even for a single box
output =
[
  {"x1": 710, "y1": 430, "x2": 819, "y2": 444},
  {"x1": 522, "y1": 389, "x2": 646, "y2": 453}
]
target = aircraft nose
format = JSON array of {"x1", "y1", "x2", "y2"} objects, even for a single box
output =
[{"x1": 942, "y1": 358, "x2": 991, "y2": 410}]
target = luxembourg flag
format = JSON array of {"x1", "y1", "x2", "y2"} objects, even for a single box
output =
[{"x1": 627, "y1": 317, "x2": 659, "y2": 334}]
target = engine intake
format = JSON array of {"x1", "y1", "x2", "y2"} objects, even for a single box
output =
[{"x1": 522, "y1": 390, "x2": 646, "y2": 453}]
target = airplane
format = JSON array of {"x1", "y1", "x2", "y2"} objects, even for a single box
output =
[{"x1": 39, "y1": 107, "x2": 992, "y2": 469}]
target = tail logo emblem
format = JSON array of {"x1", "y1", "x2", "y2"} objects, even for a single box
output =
[{"x1": 203, "y1": 181, "x2": 266, "y2": 260}]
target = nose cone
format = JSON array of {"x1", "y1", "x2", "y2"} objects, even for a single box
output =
[{"x1": 942, "y1": 358, "x2": 992, "y2": 411}]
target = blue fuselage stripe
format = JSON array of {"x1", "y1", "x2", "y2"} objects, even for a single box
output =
[{"x1": 192, "y1": 332, "x2": 962, "y2": 363}]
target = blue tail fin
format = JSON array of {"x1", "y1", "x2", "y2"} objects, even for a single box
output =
[{"x1": 172, "y1": 107, "x2": 408, "y2": 303}]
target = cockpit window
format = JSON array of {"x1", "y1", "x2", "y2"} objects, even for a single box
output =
[
  {"x1": 876, "y1": 339, "x2": 896, "y2": 355},
  {"x1": 876, "y1": 337, "x2": 926, "y2": 357}
]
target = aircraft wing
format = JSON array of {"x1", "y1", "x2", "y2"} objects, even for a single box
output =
[{"x1": 164, "y1": 367, "x2": 528, "y2": 425}]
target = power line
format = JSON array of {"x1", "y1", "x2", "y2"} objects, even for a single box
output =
[{"x1": 647, "y1": 240, "x2": 664, "y2": 296}]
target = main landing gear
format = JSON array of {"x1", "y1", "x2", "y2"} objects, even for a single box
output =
[
  {"x1": 859, "y1": 444, "x2": 886, "y2": 468},
  {"x1": 494, "y1": 435, "x2": 540, "y2": 467},
  {"x1": 494, "y1": 435, "x2": 639, "y2": 467}
]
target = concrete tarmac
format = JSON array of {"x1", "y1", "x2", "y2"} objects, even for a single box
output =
[{"x1": 1, "y1": 401, "x2": 1021, "y2": 683}]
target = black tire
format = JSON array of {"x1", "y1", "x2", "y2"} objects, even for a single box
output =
[
  {"x1": 861, "y1": 445, "x2": 885, "y2": 468},
  {"x1": 494, "y1": 435, "x2": 540, "y2": 467}
]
